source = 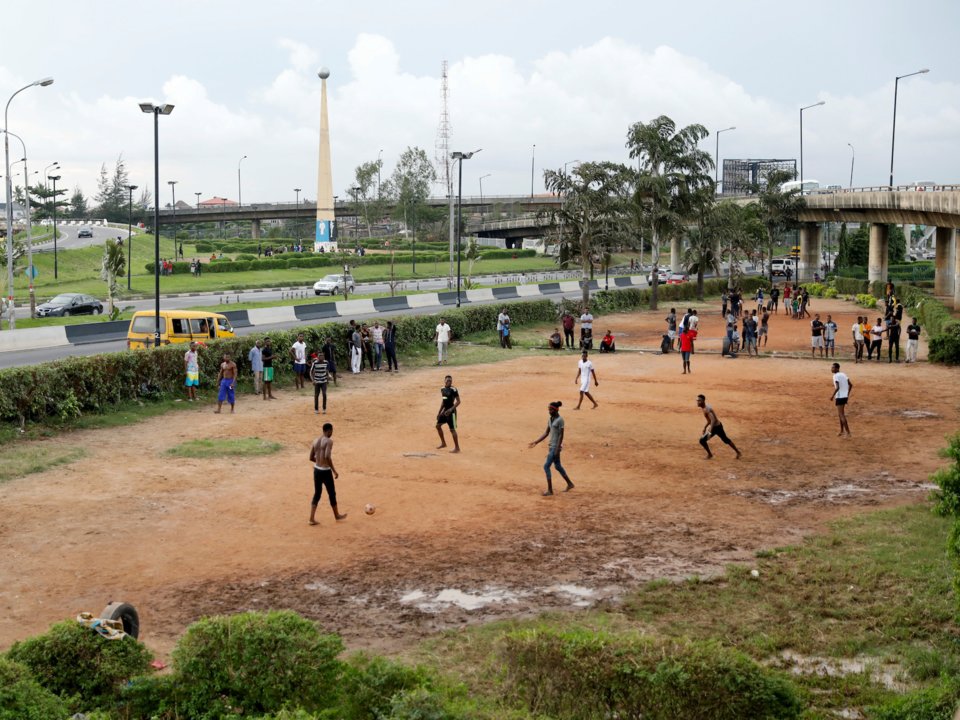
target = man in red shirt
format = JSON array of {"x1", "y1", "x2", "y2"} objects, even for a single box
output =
[
  {"x1": 561, "y1": 312, "x2": 575, "y2": 349},
  {"x1": 680, "y1": 328, "x2": 696, "y2": 374}
]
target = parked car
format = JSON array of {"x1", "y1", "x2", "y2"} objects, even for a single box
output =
[
  {"x1": 666, "y1": 273, "x2": 689, "y2": 284},
  {"x1": 646, "y1": 268, "x2": 670, "y2": 284},
  {"x1": 770, "y1": 259, "x2": 793, "y2": 277},
  {"x1": 313, "y1": 273, "x2": 356, "y2": 295},
  {"x1": 77, "y1": 227, "x2": 94, "y2": 238},
  {"x1": 36, "y1": 293, "x2": 103, "y2": 317}
]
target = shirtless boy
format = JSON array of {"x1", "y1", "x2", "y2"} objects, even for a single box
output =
[
  {"x1": 309, "y1": 422, "x2": 347, "y2": 524},
  {"x1": 214, "y1": 353, "x2": 238, "y2": 414}
]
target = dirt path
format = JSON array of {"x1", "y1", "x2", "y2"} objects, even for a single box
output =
[{"x1": 0, "y1": 298, "x2": 952, "y2": 659}]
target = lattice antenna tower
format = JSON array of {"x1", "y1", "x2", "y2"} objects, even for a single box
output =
[{"x1": 435, "y1": 60, "x2": 452, "y2": 194}]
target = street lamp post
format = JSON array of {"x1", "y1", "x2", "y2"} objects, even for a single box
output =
[
  {"x1": 294, "y1": 188, "x2": 301, "y2": 244},
  {"x1": 714, "y1": 126, "x2": 736, "y2": 193},
  {"x1": 799, "y1": 100, "x2": 825, "y2": 189},
  {"x1": 168, "y1": 180, "x2": 178, "y2": 258},
  {"x1": 377, "y1": 149, "x2": 383, "y2": 199},
  {"x1": 351, "y1": 186, "x2": 360, "y2": 242},
  {"x1": 126, "y1": 184, "x2": 138, "y2": 290},
  {"x1": 4, "y1": 76, "x2": 54, "y2": 329},
  {"x1": 4, "y1": 130, "x2": 38, "y2": 317},
  {"x1": 847, "y1": 143, "x2": 855, "y2": 189},
  {"x1": 451, "y1": 149, "x2": 481, "y2": 307},
  {"x1": 478, "y1": 173, "x2": 491, "y2": 220},
  {"x1": 237, "y1": 155, "x2": 247, "y2": 208},
  {"x1": 43, "y1": 162, "x2": 58, "y2": 190},
  {"x1": 140, "y1": 102, "x2": 175, "y2": 348},
  {"x1": 889, "y1": 68, "x2": 929, "y2": 189},
  {"x1": 194, "y1": 191, "x2": 201, "y2": 241},
  {"x1": 530, "y1": 144, "x2": 535, "y2": 199},
  {"x1": 49, "y1": 174, "x2": 61, "y2": 279}
]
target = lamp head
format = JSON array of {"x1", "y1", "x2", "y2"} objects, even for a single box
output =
[
  {"x1": 815, "y1": 101, "x2": 825, "y2": 107},
  {"x1": 318, "y1": 67, "x2": 330, "y2": 79},
  {"x1": 48, "y1": 174, "x2": 60, "y2": 181},
  {"x1": 127, "y1": 184, "x2": 138, "y2": 191},
  {"x1": 919, "y1": 68, "x2": 930, "y2": 74},
  {"x1": 37, "y1": 77, "x2": 54, "y2": 87},
  {"x1": 139, "y1": 102, "x2": 154, "y2": 114},
  {"x1": 168, "y1": 180, "x2": 178, "y2": 186}
]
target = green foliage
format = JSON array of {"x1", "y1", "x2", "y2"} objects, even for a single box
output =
[
  {"x1": 0, "y1": 656, "x2": 69, "y2": 720},
  {"x1": 500, "y1": 627, "x2": 802, "y2": 720},
  {"x1": 932, "y1": 434, "x2": 960, "y2": 608},
  {"x1": 868, "y1": 675, "x2": 960, "y2": 720},
  {"x1": 7, "y1": 619, "x2": 153, "y2": 709},
  {"x1": 171, "y1": 610, "x2": 344, "y2": 719},
  {"x1": 823, "y1": 287, "x2": 838, "y2": 298},
  {"x1": 166, "y1": 437, "x2": 283, "y2": 458},
  {"x1": 383, "y1": 687, "x2": 459, "y2": 720},
  {"x1": 855, "y1": 293, "x2": 878, "y2": 308},
  {"x1": 327, "y1": 654, "x2": 434, "y2": 720},
  {"x1": 804, "y1": 282, "x2": 826, "y2": 297},
  {"x1": 928, "y1": 322, "x2": 960, "y2": 365}
]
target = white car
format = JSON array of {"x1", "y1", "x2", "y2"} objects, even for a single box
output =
[
  {"x1": 313, "y1": 274, "x2": 356, "y2": 295},
  {"x1": 646, "y1": 268, "x2": 670, "y2": 284}
]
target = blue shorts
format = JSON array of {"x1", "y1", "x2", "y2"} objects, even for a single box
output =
[
  {"x1": 294, "y1": 362, "x2": 306, "y2": 375},
  {"x1": 218, "y1": 378, "x2": 235, "y2": 404}
]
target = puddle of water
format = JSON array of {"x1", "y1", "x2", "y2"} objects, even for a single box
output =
[
  {"x1": 779, "y1": 650, "x2": 908, "y2": 692},
  {"x1": 304, "y1": 581, "x2": 337, "y2": 594},
  {"x1": 544, "y1": 584, "x2": 597, "y2": 607},
  {"x1": 399, "y1": 587, "x2": 522, "y2": 612}
]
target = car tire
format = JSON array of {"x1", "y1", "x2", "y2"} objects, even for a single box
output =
[
  {"x1": 100, "y1": 601, "x2": 140, "y2": 639},
  {"x1": 63, "y1": 310, "x2": 71, "y2": 317},
  {"x1": 94, "y1": 307, "x2": 102, "y2": 315},
  {"x1": 315, "y1": 290, "x2": 321, "y2": 296}
]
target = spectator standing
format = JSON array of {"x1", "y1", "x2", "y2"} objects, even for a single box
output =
[
  {"x1": 184, "y1": 341, "x2": 200, "y2": 402},
  {"x1": 309, "y1": 353, "x2": 329, "y2": 414},
  {"x1": 579, "y1": 306, "x2": 594, "y2": 350},
  {"x1": 561, "y1": 311, "x2": 575, "y2": 349},
  {"x1": 350, "y1": 323, "x2": 363, "y2": 374},
  {"x1": 261, "y1": 338, "x2": 276, "y2": 399},
  {"x1": 321, "y1": 336, "x2": 339, "y2": 385},
  {"x1": 384, "y1": 321, "x2": 399, "y2": 372},
  {"x1": 905, "y1": 318, "x2": 921, "y2": 363},
  {"x1": 434, "y1": 317, "x2": 452, "y2": 365},
  {"x1": 811, "y1": 314, "x2": 826, "y2": 358},
  {"x1": 885, "y1": 315, "x2": 902, "y2": 363},
  {"x1": 248, "y1": 339, "x2": 263, "y2": 395},
  {"x1": 869, "y1": 318, "x2": 884, "y2": 361},
  {"x1": 823, "y1": 315, "x2": 838, "y2": 358},
  {"x1": 852, "y1": 316, "x2": 865, "y2": 363},
  {"x1": 290, "y1": 333, "x2": 308, "y2": 389},
  {"x1": 370, "y1": 321, "x2": 385, "y2": 370}
]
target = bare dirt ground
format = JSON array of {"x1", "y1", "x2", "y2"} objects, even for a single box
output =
[{"x1": 0, "y1": 297, "x2": 954, "y2": 660}]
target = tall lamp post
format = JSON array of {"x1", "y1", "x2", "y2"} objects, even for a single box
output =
[
  {"x1": 194, "y1": 191, "x2": 201, "y2": 241},
  {"x1": 451, "y1": 149, "x2": 482, "y2": 307},
  {"x1": 889, "y1": 68, "x2": 929, "y2": 189},
  {"x1": 237, "y1": 155, "x2": 247, "y2": 207},
  {"x1": 140, "y1": 102, "x2": 175, "y2": 348},
  {"x1": 4, "y1": 130, "x2": 38, "y2": 317},
  {"x1": 478, "y1": 173, "x2": 491, "y2": 220},
  {"x1": 376, "y1": 149, "x2": 383, "y2": 199},
  {"x1": 847, "y1": 143, "x2": 855, "y2": 189},
  {"x1": 799, "y1": 100, "x2": 825, "y2": 189},
  {"x1": 350, "y1": 186, "x2": 360, "y2": 242},
  {"x1": 126, "y1": 184, "x2": 138, "y2": 290},
  {"x1": 43, "y1": 162, "x2": 59, "y2": 190},
  {"x1": 4, "y1": 76, "x2": 54, "y2": 329},
  {"x1": 167, "y1": 180, "x2": 178, "y2": 258},
  {"x1": 294, "y1": 188, "x2": 301, "y2": 244},
  {"x1": 48, "y1": 174, "x2": 61, "y2": 280},
  {"x1": 714, "y1": 126, "x2": 735, "y2": 193},
  {"x1": 530, "y1": 144, "x2": 535, "y2": 199}
]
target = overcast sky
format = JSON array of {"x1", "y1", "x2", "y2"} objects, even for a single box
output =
[{"x1": 3, "y1": 0, "x2": 958, "y2": 208}]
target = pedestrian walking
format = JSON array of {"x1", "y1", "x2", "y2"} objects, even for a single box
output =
[
  {"x1": 434, "y1": 317, "x2": 452, "y2": 365},
  {"x1": 529, "y1": 401, "x2": 574, "y2": 496},
  {"x1": 575, "y1": 350, "x2": 599, "y2": 409},
  {"x1": 309, "y1": 353, "x2": 329, "y2": 414},
  {"x1": 830, "y1": 362, "x2": 853, "y2": 436}
]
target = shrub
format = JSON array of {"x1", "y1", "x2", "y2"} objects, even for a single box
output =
[
  {"x1": 500, "y1": 627, "x2": 802, "y2": 720},
  {"x1": 235, "y1": 253, "x2": 258, "y2": 261},
  {"x1": 171, "y1": 610, "x2": 344, "y2": 718},
  {"x1": 7, "y1": 619, "x2": 153, "y2": 708},
  {"x1": 855, "y1": 293, "x2": 877, "y2": 308},
  {"x1": 928, "y1": 321, "x2": 960, "y2": 365},
  {"x1": 868, "y1": 675, "x2": 960, "y2": 720},
  {"x1": 0, "y1": 656, "x2": 69, "y2": 720},
  {"x1": 823, "y1": 287, "x2": 838, "y2": 298},
  {"x1": 834, "y1": 276, "x2": 870, "y2": 295},
  {"x1": 804, "y1": 282, "x2": 825, "y2": 297}
]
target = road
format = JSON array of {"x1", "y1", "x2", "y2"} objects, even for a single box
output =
[{"x1": 32, "y1": 222, "x2": 123, "y2": 253}]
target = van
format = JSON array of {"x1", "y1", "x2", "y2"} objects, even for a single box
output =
[{"x1": 127, "y1": 310, "x2": 236, "y2": 349}]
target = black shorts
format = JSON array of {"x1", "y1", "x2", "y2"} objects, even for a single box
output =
[
  {"x1": 836, "y1": 397, "x2": 848, "y2": 406},
  {"x1": 437, "y1": 411, "x2": 457, "y2": 429},
  {"x1": 701, "y1": 423, "x2": 732, "y2": 445},
  {"x1": 312, "y1": 467, "x2": 337, "y2": 507}
]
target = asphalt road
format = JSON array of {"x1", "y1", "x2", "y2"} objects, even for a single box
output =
[{"x1": 32, "y1": 222, "x2": 122, "y2": 252}]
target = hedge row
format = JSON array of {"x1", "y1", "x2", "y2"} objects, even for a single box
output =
[
  {"x1": 501, "y1": 627, "x2": 802, "y2": 720},
  {"x1": 0, "y1": 300, "x2": 559, "y2": 427},
  {"x1": 2, "y1": 610, "x2": 464, "y2": 719},
  {"x1": 146, "y1": 248, "x2": 536, "y2": 275}
]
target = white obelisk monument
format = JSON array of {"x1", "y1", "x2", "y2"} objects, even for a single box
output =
[{"x1": 314, "y1": 67, "x2": 337, "y2": 252}]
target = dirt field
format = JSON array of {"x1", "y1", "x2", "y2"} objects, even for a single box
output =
[{"x1": 0, "y1": 297, "x2": 954, "y2": 660}]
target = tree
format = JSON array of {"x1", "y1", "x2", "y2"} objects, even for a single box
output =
[
  {"x1": 709, "y1": 201, "x2": 765, "y2": 290},
  {"x1": 69, "y1": 187, "x2": 89, "y2": 219},
  {"x1": 94, "y1": 155, "x2": 131, "y2": 222},
  {"x1": 750, "y1": 169, "x2": 805, "y2": 285},
  {"x1": 888, "y1": 224, "x2": 907, "y2": 263},
  {"x1": 464, "y1": 238, "x2": 482, "y2": 289},
  {"x1": 627, "y1": 115, "x2": 714, "y2": 310},
  {"x1": 390, "y1": 147, "x2": 436, "y2": 255},
  {"x1": 353, "y1": 159, "x2": 387, "y2": 236},
  {"x1": 834, "y1": 223, "x2": 850, "y2": 270},
  {"x1": 100, "y1": 240, "x2": 126, "y2": 317},
  {"x1": 847, "y1": 225, "x2": 870, "y2": 267},
  {"x1": 682, "y1": 228, "x2": 721, "y2": 300},
  {"x1": 542, "y1": 161, "x2": 631, "y2": 306}
]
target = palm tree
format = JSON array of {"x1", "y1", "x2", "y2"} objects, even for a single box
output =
[
  {"x1": 100, "y1": 239, "x2": 126, "y2": 317},
  {"x1": 542, "y1": 162, "x2": 630, "y2": 306},
  {"x1": 627, "y1": 115, "x2": 714, "y2": 310},
  {"x1": 683, "y1": 228, "x2": 721, "y2": 300},
  {"x1": 751, "y1": 169, "x2": 805, "y2": 284},
  {"x1": 708, "y1": 201, "x2": 766, "y2": 290}
]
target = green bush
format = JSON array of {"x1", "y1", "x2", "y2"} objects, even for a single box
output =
[
  {"x1": 329, "y1": 655, "x2": 434, "y2": 720},
  {"x1": 7, "y1": 620, "x2": 153, "y2": 709},
  {"x1": 855, "y1": 293, "x2": 877, "y2": 308},
  {"x1": 929, "y1": 321, "x2": 960, "y2": 365},
  {"x1": 0, "y1": 656, "x2": 69, "y2": 720},
  {"x1": 834, "y1": 276, "x2": 870, "y2": 295},
  {"x1": 500, "y1": 627, "x2": 802, "y2": 720},
  {"x1": 171, "y1": 610, "x2": 344, "y2": 719},
  {"x1": 823, "y1": 287, "x2": 838, "y2": 298},
  {"x1": 868, "y1": 675, "x2": 960, "y2": 720},
  {"x1": 804, "y1": 282, "x2": 826, "y2": 297},
  {"x1": 116, "y1": 673, "x2": 179, "y2": 720}
]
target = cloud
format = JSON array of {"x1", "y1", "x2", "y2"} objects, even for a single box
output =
[{"x1": 2, "y1": 34, "x2": 957, "y2": 207}]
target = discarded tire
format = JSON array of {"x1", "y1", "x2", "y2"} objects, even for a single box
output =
[{"x1": 100, "y1": 601, "x2": 140, "y2": 639}]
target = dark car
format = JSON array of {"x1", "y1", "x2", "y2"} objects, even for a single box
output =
[
  {"x1": 77, "y1": 227, "x2": 94, "y2": 238},
  {"x1": 36, "y1": 293, "x2": 103, "y2": 317}
]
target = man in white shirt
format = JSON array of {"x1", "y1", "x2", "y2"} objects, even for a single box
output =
[
  {"x1": 579, "y1": 307, "x2": 593, "y2": 350},
  {"x1": 830, "y1": 362, "x2": 853, "y2": 437},
  {"x1": 289, "y1": 333, "x2": 308, "y2": 389},
  {"x1": 574, "y1": 350, "x2": 599, "y2": 410},
  {"x1": 434, "y1": 317, "x2": 452, "y2": 365},
  {"x1": 497, "y1": 308, "x2": 509, "y2": 348},
  {"x1": 823, "y1": 314, "x2": 838, "y2": 358},
  {"x1": 851, "y1": 316, "x2": 864, "y2": 363}
]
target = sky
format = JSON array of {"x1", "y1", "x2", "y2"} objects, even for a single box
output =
[{"x1": 2, "y1": 0, "x2": 958, "y2": 208}]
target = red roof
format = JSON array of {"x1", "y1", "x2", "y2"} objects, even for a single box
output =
[{"x1": 199, "y1": 197, "x2": 237, "y2": 206}]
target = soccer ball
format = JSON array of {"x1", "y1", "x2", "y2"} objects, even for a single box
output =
[{"x1": 364, "y1": 504, "x2": 376, "y2": 515}]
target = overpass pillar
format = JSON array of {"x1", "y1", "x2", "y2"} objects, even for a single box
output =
[
  {"x1": 934, "y1": 227, "x2": 956, "y2": 297},
  {"x1": 799, "y1": 223, "x2": 821, "y2": 281},
  {"x1": 670, "y1": 237, "x2": 681, "y2": 273},
  {"x1": 251, "y1": 219, "x2": 261, "y2": 240},
  {"x1": 868, "y1": 224, "x2": 889, "y2": 283},
  {"x1": 954, "y1": 229, "x2": 960, "y2": 310}
]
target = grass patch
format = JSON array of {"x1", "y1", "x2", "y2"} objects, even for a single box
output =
[
  {"x1": 0, "y1": 443, "x2": 86, "y2": 484},
  {"x1": 165, "y1": 437, "x2": 283, "y2": 458},
  {"x1": 407, "y1": 503, "x2": 960, "y2": 718}
]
